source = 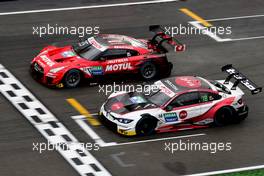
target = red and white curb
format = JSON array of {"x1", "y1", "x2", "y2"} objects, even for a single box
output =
[{"x1": 0, "y1": 64, "x2": 111, "y2": 176}]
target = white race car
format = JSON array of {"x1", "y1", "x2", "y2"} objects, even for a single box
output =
[{"x1": 99, "y1": 65, "x2": 262, "y2": 136}]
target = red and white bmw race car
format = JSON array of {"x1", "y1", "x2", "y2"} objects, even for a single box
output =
[
  {"x1": 30, "y1": 25, "x2": 185, "y2": 88},
  {"x1": 99, "y1": 65, "x2": 262, "y2": 136}
]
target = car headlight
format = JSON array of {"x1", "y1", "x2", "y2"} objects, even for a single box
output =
[
  {"x1": 49, "y1": 66, "x2": 66, "y2": 73},
  {"x1": 114, "y1": 117, "x2": 133, "y2": 124}
]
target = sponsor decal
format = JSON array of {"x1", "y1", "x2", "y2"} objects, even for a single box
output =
[
  {"x1": 155, "y1": 81, "x2": 175, "y2": 98},
  {"x1": 89, "y1": 66, "x2": 103, "y2": 75},
  {"x1": 226, "y1": 68, "x2": 258, "y2": 91},
  {"x1": 163, "y1": 112, "x2": 178, "y2": 122},
  {"x1": 37, "y1": 60, "x2": 46, "y2": 68},
  {"x1": 105, "y1": 63, "x2": 132, "y2": 72},
  {"x1": 61, "y1": 51, "x2": 75, "y2": 57},
  {"x1": 107, "y1": 58, "x2": 129, "y2": 64},
  {"x1": 40, "y1": 55, "x2": 55, "y2": 67},
  {"x1": 111, "y1": 102, "x2": 124, "y2": 111},
  {"x1": 164, "y1": 80, "x2": 178, "y2": 91},
  {"x1": 113, "y1": 45, "x2": 134, "y2": 50},
  {"x1": 34, "y1": 62, "x2": 43, "y2": 73},
  {"x1": 179, "y1": 110, "x2": 188, "y2": 119},
  {"x1": 130, "y1": 96, "x2": 146, "y2": 104},
  {"x1": 81, "y1": 66, "x2": 103, "y2": 76},
  {"x1": 175, "y1": 76, "x2": 201, "y2": 88},
  {"x1": 87, "y1": 37, "x2": 107, "y2": 51}
]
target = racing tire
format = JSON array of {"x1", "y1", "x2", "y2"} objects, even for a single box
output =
[
  {"x1": 63, "y1": 69, "x2": 81, "y2": 88},
  {"x1": 136, "y1": 115, "x2": 157, "y2": 136},
  {"x1": 139, "y1": 62, "x2": 158, "y2": 80},
  {"x1": 213, "y1": 106, "x2": 235, "y2": 126}
]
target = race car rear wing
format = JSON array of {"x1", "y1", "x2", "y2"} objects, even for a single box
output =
[
  {"x1": 221, "y1": 64, "x2": 262, "y2": 94},
  {"x1": 149, "y1": 25, "x2": 186, "y2": 53}
]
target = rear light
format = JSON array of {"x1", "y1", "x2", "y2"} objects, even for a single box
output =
[{"x1": 238, "y1": 98, "x2": 243, "y2": 105}]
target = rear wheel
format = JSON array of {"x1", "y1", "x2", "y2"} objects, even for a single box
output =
[
  {"x1": 214, "y1": 107, "x2": 234, "y2": 126},
  {"x1": 136, "y1": 116, "x2": 157, "y2": 136},
  {"x1": 63, "y1": 69, "x2": 81, "y2": 88},
  {"x1": 140, "y1": 62, "x2": 157, "y2": 80}
]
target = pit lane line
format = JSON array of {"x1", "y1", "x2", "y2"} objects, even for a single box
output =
[
  {"x1": 186, "y1": 164, "x2": 264, "y2": 176},
  {"x1": 0, "y1": 0, "x2": 180, "y2": 16},
  {"x1": 0, "y1": 64, "x2": 111, "y2": 176},
  {"x1": 71, "y1": 115, "x2": 206, "y2": 147}
]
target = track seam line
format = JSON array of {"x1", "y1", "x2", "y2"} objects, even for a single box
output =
[{"x1": 0, "y1": 0, "x2": 180, "y2": 16}]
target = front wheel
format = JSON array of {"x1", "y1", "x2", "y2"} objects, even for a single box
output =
[
  {"x1": 63, "y1": 69, "x2": 81, "y2": 88},
  {"x1": 139, "y1": 62, "x2": 157, "y2": 80},
  {"x1": 136, "y1": 116, "x2": 157, "y2": 136}
]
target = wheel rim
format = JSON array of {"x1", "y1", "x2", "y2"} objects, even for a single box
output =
[
  {"x1": 139, "y1": 120, "x2": 155, "y2": 134},
  {"x1": 67, "y1": 72, "x2": 80, "y2": 86},
  {"x1": 217, "y1": 108, "x2": 232, "y2": 125},
  {"x1": 143, "y1": 65, "x2": 155, "y2": 79}
]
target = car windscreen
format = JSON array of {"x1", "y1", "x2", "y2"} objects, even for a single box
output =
[
  {"x1": 73, "y1": 37, "x2": 106, "y2": 60},
  {"x1": 210, "y1": 80, "x2": 231, "y2": 94}
]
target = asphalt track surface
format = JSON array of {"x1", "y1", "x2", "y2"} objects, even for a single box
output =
[{"x1": 0, "y1": 0, "x2": 264, "y2": 175}]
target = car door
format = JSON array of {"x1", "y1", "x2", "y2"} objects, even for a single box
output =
[
  {"x1": 99, "y1": 49, "x2": 133, "y2": 74},
  {"x1": 198, "y1": 91, "x2": 222, "y2": 115},
  {"x1": 162, "y1": 92, "x2": 201, "y2": 124}
]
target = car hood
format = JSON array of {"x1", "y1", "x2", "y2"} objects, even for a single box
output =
[
  {"x1": 104, "y1": 92, "x2": 157, "y2": 115},
  {"x1": 35, "y1": 46, "x2": 85, "y2": 69}
]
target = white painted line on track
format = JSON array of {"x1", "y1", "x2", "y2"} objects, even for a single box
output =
[
  {"x1": 0, "y1": 64, "x2": 111, "y2": 176},
  {"x1": 228, "y1": 36, "x2": 264, "y2": 42},
  {"x1": 72, "y1": 115, "x2": 206, "y2": 147},
  {"x1": 108, "y1": 133, "x2": 206, "y2": 147},
  {"x1": 205, "y1": 14, "x2": 264, "y2": 22},
  {"x1": 189, "y1": 21, "x2": 232, "y2": 42},
  {"x1": 0, "y1": 0, "x2": 179, "y2": 16},
  {"x1": 186, "y1": 164, "x2": 264, "y2": 176},
  {"x1": 189, "y1": 14, "x2": 264, "y2": 42},
  {"x1": 71, "y1": 115, "x2": 117, "y2": 147}
]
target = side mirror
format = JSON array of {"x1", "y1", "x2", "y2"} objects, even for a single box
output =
[{"x1": 165, "y1": 105, "x2": 173, "y2": 111}]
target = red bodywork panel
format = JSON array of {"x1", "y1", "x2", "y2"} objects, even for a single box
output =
[{"x1": 31, "y1": 34, "x2": 172, "y2": 86}]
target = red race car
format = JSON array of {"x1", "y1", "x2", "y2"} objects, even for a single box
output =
[{"x1": 31, "y1": 25, "x2": 185, "y2": 88}]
